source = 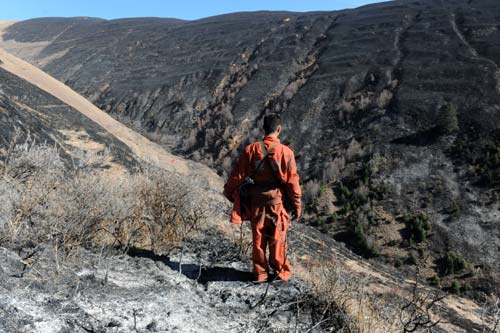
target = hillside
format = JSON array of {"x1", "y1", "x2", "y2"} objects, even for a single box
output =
[
  {"x1": 0, "y1": 38, "x2": 322, "y2": 332},
  {"x1": 1, "y1": 0, "x2": 499, "y2": 300},
  {"x1": 1, "y1": 0, "x2": 500, "y2": 331},
  {"x1": 0, "y1": 65, "x2": 137, "y2": 175},
  {"x1": 4, "y1": 38, "x2": 493, "y2": 333}
]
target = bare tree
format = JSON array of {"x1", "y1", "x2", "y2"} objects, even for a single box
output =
[
  {"x1": 482, "y1": 298, "x2": 500, "y2": 333},
  {"x1": 399, "y1": 276, "x2": 447, "y2": 333}
]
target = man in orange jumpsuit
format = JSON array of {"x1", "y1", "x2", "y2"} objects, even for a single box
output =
[{"x1": 223, "y1": 114, "x2": 302, "y2": 283}]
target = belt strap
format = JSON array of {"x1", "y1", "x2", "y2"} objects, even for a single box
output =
[{"x1": 255, "y1": 197, "x2": 282, "y2": 206}]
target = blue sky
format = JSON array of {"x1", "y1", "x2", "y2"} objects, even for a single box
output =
[{"x1": 1, "y1": 0, "x2": 388, "y2": 21}]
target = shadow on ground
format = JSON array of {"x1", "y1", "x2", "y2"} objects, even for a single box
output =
[
  {"x1": 127, "y1": 247, "x2": 253, "y2": 284},
  {"x1": 391, "y1": 126, "x2": 443, "y2": 146}
]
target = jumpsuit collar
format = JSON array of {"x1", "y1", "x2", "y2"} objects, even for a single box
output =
[{"x1": 263, "y1": 135, "x2": 280, "y2": 143}]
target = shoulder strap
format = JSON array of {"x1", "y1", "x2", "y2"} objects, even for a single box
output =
[
  {"x1": 264, "y1": 148, "x2": 282, "y2": 184},
  {"x1": 252, "y1": 141, "x2": 268, "y2": 178},
  {"x1": 252, "y1": 141, "x2": 278, "y2": 178},
  {"x1": 259, "y1": 141, "x2": 267, "y2": 155}
]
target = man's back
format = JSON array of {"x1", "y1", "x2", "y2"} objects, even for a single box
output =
[
  {"x1": 224, "y1": 135, "x2": 301, "y2": 217},
  {"x1": 223, "y1": 113, "x2": 302, "y2": 283}
]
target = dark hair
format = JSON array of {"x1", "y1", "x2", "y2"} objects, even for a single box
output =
[{"x1": 263, "y1": 113, "x2": 282, "y2": 135}]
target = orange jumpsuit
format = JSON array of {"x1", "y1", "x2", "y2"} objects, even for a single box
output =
[{"x1": 224, "y1": 136, "x2": 302, "y2": 282}]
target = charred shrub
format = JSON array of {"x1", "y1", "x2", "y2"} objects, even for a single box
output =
[
  {"x1": 448, "y1": 131, "x2": 500, "y2": 193},
  {"x1": 303, "y1": 179, "x2": 321, "y2": 209}
]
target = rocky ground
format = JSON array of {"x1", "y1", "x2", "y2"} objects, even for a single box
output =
[
  {"x1": 0, "y1": 228, "x2": 327, "y2": 333},
  {"x1": 1, "y1": 0, "x2": 499, "y2": 299},
  {"x1": 2, "y1": 216, "x2": 496, "y2": 333}
]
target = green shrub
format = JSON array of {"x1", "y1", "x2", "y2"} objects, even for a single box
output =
[
  {"x1": 460, "y1": 282, "x2": 472, "y2": 293},
  {"x1": 480, "y1": 143, "x2": 500, "y2": 186},
  {"x1": 329, "y1": 212, "x2": 338, "y2": 223},
  {"x1": 334, "y1": 174, "x2": 385, "y2": 259},
  {"x1": 405, "y1": 253, "x2": 417, "y2": 265},
  {"x1": 450, "y1": 280, "x2": 461, "y2": 294},
  {"x1": 448, "y1": 200, "x2": 461, "y2": 220},
  {"x1": 427, "y1": 275, "x2": 441, "y2": 287},
  {"x1": 441, "y1": 251, "x2": 466, "y2": 276},
  {"x1": 438, "y1": 103, "x2": 459, "y2": 134},
  {"x1": 338, "y1": 183, "x2": 351, "y2": 201},
  {"x1": 403, "y1": 213, "x2": 431, "y2": 243},
  {"x1": 388, "y1": 239, "x2": 398, "y2": 247},
  {"x1": 319, "y1": 217, "x2": 328, "y2": 234},
  {"x1": 344, "y1": 213, "x2": 379, "y2": 258}
]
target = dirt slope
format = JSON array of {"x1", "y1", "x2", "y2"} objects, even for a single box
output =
[
  {"x1": 0, "y1": 42, "x2": 186, "y2": 174},
  {"x1": 0, "y1": 25, "x2": 220, "y2": 188}
]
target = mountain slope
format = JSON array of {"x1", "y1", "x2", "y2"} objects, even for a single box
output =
[
  {"x1": 0, "y1": 68, "x2": 137, "y2": 175},
  {"x1": 0, "y1": 13, "x2": 498, "y2": 332},
  {"x1": 0, "y1": 41, "x2": 220, "y2": 187}
]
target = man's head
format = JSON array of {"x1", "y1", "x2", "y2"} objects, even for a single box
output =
[{"x1": 263, "y1": 113, "x2": 282, "y2": 136}]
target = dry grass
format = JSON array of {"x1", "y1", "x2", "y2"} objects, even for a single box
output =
[
  {"x1": 0, "y1": 137, "x2": 208, "y2": 262},
  {"x1": 296, "y1": 258, "x2": 403, "y2": 333}
]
